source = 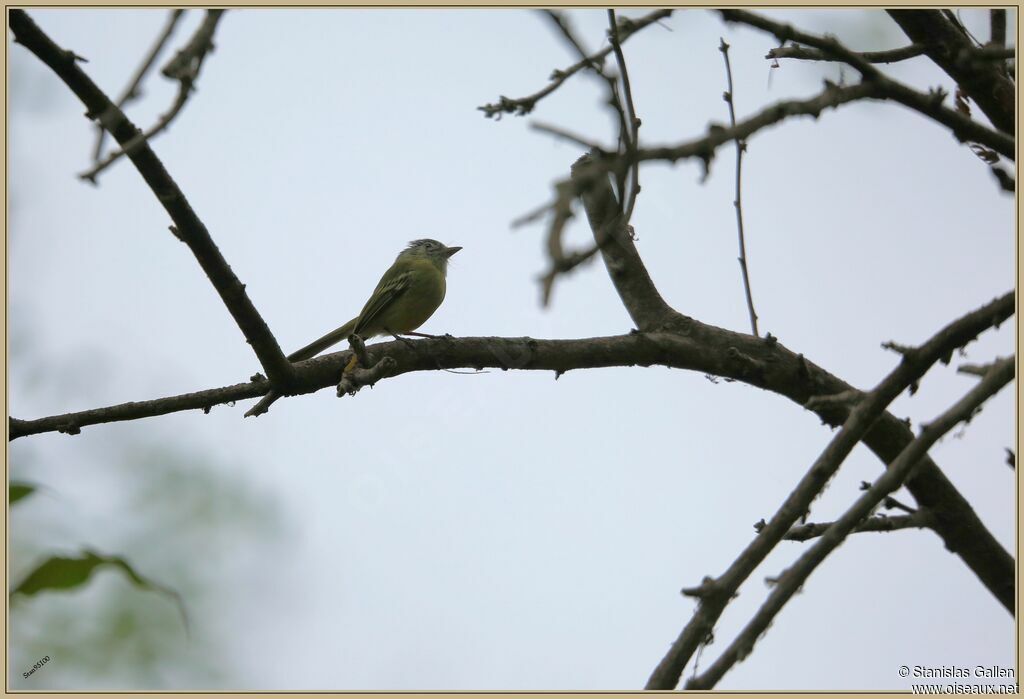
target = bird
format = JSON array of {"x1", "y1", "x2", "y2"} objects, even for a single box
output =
[{"x1": 287, "y1": 238, "x2": 461, "y2": 362}]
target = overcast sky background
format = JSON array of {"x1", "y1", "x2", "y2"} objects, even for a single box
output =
[{"x1": 8, "y1": 8, "x2": 1016, "y2": 691}]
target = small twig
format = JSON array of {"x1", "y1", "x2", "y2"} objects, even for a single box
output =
[
  {"x1": 511, "y1": 199, "x2": 559, "y2": 229},
  {"x1": 767, "y1": 43, "x2": 926, "y2": 65},
  {"x1": 478, "y1": 9, "x2": 672, "y2": 118},
  {"x1": 608, "y1": 10, "x2": 642, "y2": 224},
  {"x1": 538, "y1": 180, "x2": 590, "y2": 306},
  {"x1": 882, "y1": 495, "x2": 916, "y2": 515},
  {"x1": 719, "y1": 38, "x2": 759, "y2": 337},
  {"x1": 244, "y1": 388, "x2": 280, "y2": 419},
  {"x1": 530, "y1": 121, "x2": 607, "y2": 151},
  {"x1": 543, "y1": 10, "x2": 598, "y2": 74},
  {"x1": 161, "y1": 9, "x2": 225, "y2": 81},
  {"x1": 780, "y1": 511, "x2": 935, "y2": 541},
  {"x1": 686, "y1": 356, "x2": 1014, "y2": 689},
  {"x1": 91, "y1": 9, "x2": 184, "y2": 162},
  {"x1": 881, "y1": 340, "x2": 916, "y2": 356},
  {"x1": 958, "y1": 358, "x2": 1002, "y2": 377}
]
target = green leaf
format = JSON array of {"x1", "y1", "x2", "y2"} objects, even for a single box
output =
[
  {"x1": 9, "y1": 481, "x2": 37, "y2": 505},
  {"x1": 11, "y1": 550, "x2": 190, "y2": 634}
]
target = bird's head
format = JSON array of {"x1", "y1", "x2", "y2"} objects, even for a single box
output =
[{"x1": 399, "y1": 238, "x2": 462, "y2": 272}]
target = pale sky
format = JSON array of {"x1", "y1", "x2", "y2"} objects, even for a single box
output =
[{"x1": 8, "y1": 8, "x2": 1016, "y2": 690}]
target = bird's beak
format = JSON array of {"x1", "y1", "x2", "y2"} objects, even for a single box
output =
[{"x1": 444, "y1": 246, "x2": 462, "y2": 258}]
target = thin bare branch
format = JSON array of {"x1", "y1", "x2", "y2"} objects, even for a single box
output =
[
  {"x1": 688, "y1": 356, "x2": 1015, "y2": 689},
  {"x1": 82, "y1": 78, "x2": 191, "y2": 182},
  {"x1": 542, "y1": 10, "x2": 598, "y2": 75},
  {"x1": 10, "y1": 9, "x2": 294, "y2": 390},
  {"x1": 530, "y1": 121, "x2": 607, "y2": 151},
  {"x1": 958, "y1": 357, "x2": 1009, "y2": 378},
  {"x1": 637, "y1": 81, "x2": 881, "y2": 165},
  {"x1": 478, "y1": 9, "x2": 672, "y2": 119},
  {"x1": 719, "y1": 37, "x2": 759, "y2": 337},
  {"x1": 80, "y1": 9, "x2": 225, "y2": 182},
  {"x1": 607, "y1": 9, "x2": 642, "y2": 224},
  {"x1": 538, "y1": 181, "x2": 592, "y2": 307},
  {"x1": 91, "y1": 9, "x2": 184, "y2": 162},
  {"x1": 768, "y1": 42, "x2": 925, "y2": 64},
  {"x1": 646, "y1": 291, "x2": 1014, "y2": 689}
]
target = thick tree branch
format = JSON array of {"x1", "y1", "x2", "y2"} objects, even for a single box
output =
[
  {"x1": 688, "y1": 356, "x2": 1015, "y2": 689},
  {"x1": 888, "y1": 10, "x2": 1014, "y2": 135},
  {"x1": 10, "y1": 291, "x2": 1015, "y2": 626},
  {"x1": 9, "y1": 10, "x2": 295, "y2": 390},
  {"x1": 645, "y1": 290, "x2": 1015, "y2": 689},
  {"x1": 571, "y1": 152, "x2": 674, "y2": 331},
  {"x1": 990, "y1": 10, "x2": 1006, "y2": 48},
  {"x1": 478, "y1": 8, "x2": 673, "y2": 118}
]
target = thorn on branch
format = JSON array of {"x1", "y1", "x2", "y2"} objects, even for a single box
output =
[
  {"x1": 63, "y1": 48, "x2": 88, "y2": 63},
  {"x1": 681, "y1": 577, "x2": 720, "y2": 599},
  {"x1": 882, "y1": 495, "x2": 916, "y2": 515}
]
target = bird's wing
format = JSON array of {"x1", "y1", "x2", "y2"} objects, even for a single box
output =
[{"x1": 352, "y1": 269, "x2": 413, "y2": 335}]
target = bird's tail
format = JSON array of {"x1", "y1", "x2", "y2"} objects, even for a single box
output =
[{"x1": 287, "y1": 318, "x2": 358, "y2": 362}]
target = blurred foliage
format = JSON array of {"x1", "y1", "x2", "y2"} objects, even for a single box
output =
[
  {"x1": 11, "y1": 549, "x2": 189, "y2": 633},
  {"x1": 9, "y1": 482, "x2": 37, "y2": 505},
  {"x1": 9, "y1": 434, "x2": 287, "y2": 689},
  {"x1": 9, "y1": 287, "x2": 287, "y2": 689}
]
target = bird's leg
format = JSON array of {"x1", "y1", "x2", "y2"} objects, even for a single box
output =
[
  {"x1": 344, "y1": 333, "x2": 370, "y2": 374},
  {"x1": 387, "y1": 329, "x2": 420, "y2": 352}
]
